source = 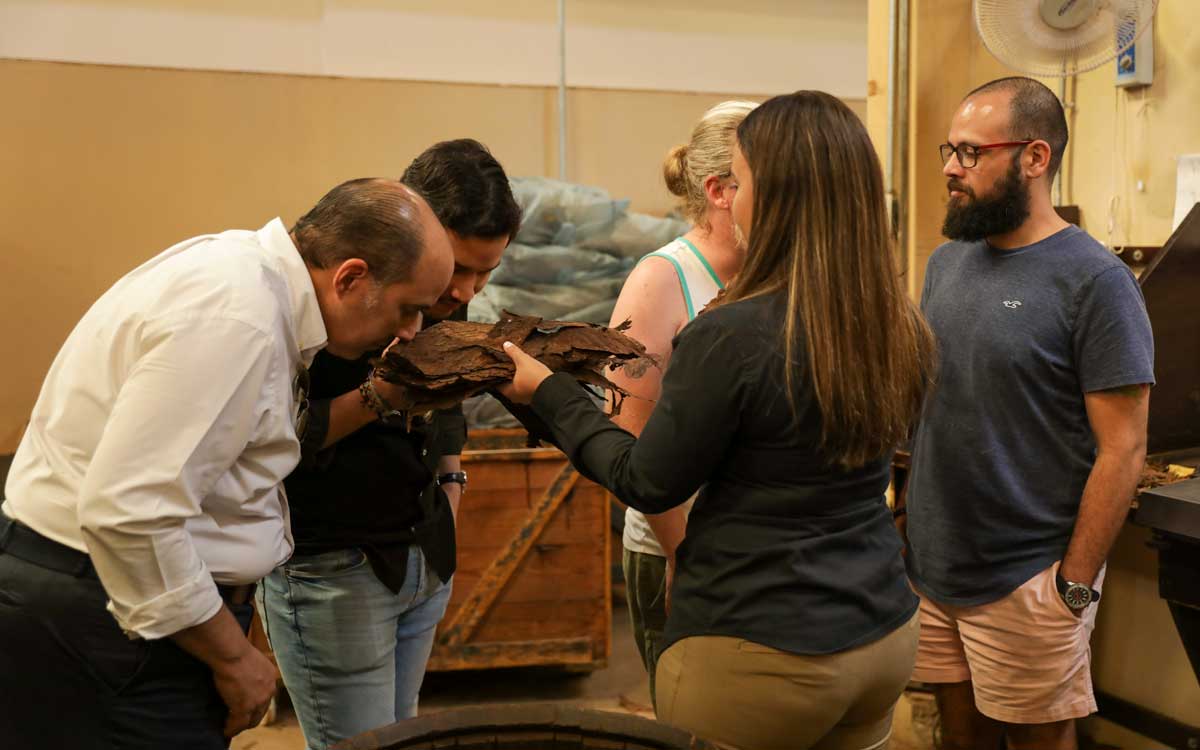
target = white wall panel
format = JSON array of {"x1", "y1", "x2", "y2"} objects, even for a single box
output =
[{"x1": 0, "y1": 0, "x2": 867, "y2": 96}]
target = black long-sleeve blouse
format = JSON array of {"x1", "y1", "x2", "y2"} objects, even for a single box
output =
[{"x1": 530, "y1": 292, "x2": 917, "y2": 655}]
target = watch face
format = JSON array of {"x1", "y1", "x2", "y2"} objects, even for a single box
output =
[{"x1": 1064, "y1": 583, "x2": 1091, "y2": 610}]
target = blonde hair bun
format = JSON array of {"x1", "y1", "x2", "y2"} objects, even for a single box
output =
[
  {"x1": 663, "y1": 144, "x2": 691, "y2": 198},
  {"x1": 663, "y1": 100, "x2": 758, "y2": 225}
]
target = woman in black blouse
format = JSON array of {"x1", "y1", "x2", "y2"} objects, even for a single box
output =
[{"x1": 501, "y1": 91, "x2": 937, "y2": 750}]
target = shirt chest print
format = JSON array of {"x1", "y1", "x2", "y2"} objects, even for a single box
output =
[{"x1": 1002, "y1": 299, "x2": 1023, "y2": 309}]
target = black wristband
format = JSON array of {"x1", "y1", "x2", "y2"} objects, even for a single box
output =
[{"x1": 437, "y1": 471, "x2": 468, "y2": 487}]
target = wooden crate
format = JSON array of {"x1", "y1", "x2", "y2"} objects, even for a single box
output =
[{"x1": 427, "y1": 430, "x2": 612, "y2": 672}]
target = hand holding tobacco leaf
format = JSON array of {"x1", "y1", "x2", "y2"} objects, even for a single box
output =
[{"x1": 372, "y1": 311, "x2": 656, "y2": 426}]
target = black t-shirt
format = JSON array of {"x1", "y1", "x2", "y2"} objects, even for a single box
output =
[
  {"x1": 284, "y1": 316, "x2": 467, "y2": 593},
  {"x1": 530, "y1": 292, "x2": 917, "y2": 655}
]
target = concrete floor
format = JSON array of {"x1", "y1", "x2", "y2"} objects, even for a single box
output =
[{"x1": 232, "y1": 598, "x2": 937, "y2": 750}]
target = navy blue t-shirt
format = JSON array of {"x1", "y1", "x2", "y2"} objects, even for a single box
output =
[{"x1": 907, "y1": 226, "x2": 1154, "y2": 606}]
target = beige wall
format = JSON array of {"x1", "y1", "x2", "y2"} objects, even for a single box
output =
[
  {"x1": 0, "y1": 58, "x2": 863, "y2": 451},
  {"x1": 0, "y1": 0, "x2": 869, "y2": 97},
  {"x1": 1068, "y1": 0, "x2": 1200, "y2": 247},
  {"x1": 903, "y1": 0, "x2": 1017, "y2": 297},
  {"x1": 1087, "y1": 526, "x2": 1200, "y2": 739},
  {"x1": 865, "y1": 0, "x2": 890, "y2": 162},
  {"x1": 865, "y1": 0, "x2": 1200, "y2": 742}
]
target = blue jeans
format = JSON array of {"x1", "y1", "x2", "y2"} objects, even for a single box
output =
[{"x1": 258, "y1": 545, "x2": 452, "y2": 750}]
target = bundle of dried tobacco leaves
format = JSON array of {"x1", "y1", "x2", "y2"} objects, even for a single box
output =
[
  {"x1": 1138, "y1": 461, "x2": 1196, "y2": 492},
  {"x1": 373, "y1": 311, "x2": 655, "y2": 420}
]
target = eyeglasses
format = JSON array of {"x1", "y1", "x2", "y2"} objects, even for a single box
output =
[{"x1": 939, "y1": 141, "x2": 1033, "y2": 168}]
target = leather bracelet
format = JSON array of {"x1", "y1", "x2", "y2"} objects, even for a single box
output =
[
  {"x1": 358, "y1": 376, "x2": 400, "y2": 423},
  {"x1": 437, "y1": 471, "x2": 468, "y2": 487}
]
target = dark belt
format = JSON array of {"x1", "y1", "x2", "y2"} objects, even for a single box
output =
[
  {"x1": 0, "y1": 514, "x2": 97, "y2": 578},
  {"x1": 0, "y1": 515, "x2": 256, "y2": 606},
  {"x1": 218, "y1": 583, "x2": 257, "y2": 606}
]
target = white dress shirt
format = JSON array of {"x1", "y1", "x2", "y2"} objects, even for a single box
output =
[{"x1": 3, "y1": 218, "x2": 326, "y2": 640}]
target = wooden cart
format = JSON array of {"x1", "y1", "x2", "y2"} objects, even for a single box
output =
[{"x1": 426, "y1": 430, "x2": 612, "y2": 672}]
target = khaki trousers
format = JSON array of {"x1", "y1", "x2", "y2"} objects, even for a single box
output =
[{"x1": 655, "y1": 612, "x2": 919, "y2": 750}]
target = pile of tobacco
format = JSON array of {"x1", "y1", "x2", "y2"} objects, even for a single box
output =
[
  {"x1": 1138, "y1": 460, "x2": 1196, "y2": 492},
  {"x1": 373, "y1": 311, "x2": 655, "y2": 422}
]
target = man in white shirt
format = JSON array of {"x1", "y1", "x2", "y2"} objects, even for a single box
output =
[{"x1": 0, "y1": 178, "x2": 453, "y2": 749}]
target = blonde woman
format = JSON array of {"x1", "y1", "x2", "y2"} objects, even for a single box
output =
[
  {"x1": 501, "y1": 91, "x2": 936, "y2": 750},
  {"x1": 608, "y1": 100, "x2": 755, "y2": 710}
]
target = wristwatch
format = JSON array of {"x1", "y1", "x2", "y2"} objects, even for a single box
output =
[
  {"x1": 1055, "y1": 571, "x2": 1101, "y2": 611},
  {"x1": 437, "y1": 471, "x2": 468, "y2": 488}
]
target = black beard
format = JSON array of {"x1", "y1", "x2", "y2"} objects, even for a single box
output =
[{"x1": 941, "y1": 156, "x2": 1031, "y2": 242}]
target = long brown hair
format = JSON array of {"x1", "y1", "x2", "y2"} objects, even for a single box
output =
[{"x1": 726, "y1": 90, "x2": 936, "y2": 468}]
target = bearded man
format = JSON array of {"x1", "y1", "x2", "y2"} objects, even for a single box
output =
[{"x1": 904, "y1": 77, "x2": 1154, "y2": 750}]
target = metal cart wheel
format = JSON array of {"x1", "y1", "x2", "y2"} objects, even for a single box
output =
[{"x1": 333, "y1": 703, "x2": 720, "y2": 750}]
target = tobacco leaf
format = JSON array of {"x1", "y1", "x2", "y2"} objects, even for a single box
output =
[{"x1": 373, "y1": 310, "x2": 656, "y2": 421}]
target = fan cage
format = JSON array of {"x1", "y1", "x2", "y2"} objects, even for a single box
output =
[{"x1": 973, "y1": 0, "x2": 1157, "y2": 77}]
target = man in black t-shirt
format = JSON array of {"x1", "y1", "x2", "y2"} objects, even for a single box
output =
[{"x1": 257, "y1": 140, "x2": 522, "y2": 750}]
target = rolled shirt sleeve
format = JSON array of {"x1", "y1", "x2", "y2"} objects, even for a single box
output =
[{"x1": 77, "y1": 317, "x2": 279, "y2": 640}]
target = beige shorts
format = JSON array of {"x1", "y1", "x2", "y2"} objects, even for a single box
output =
[{"x1": 911, "y1": 561, "x2": 1105, "y2": 724}]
